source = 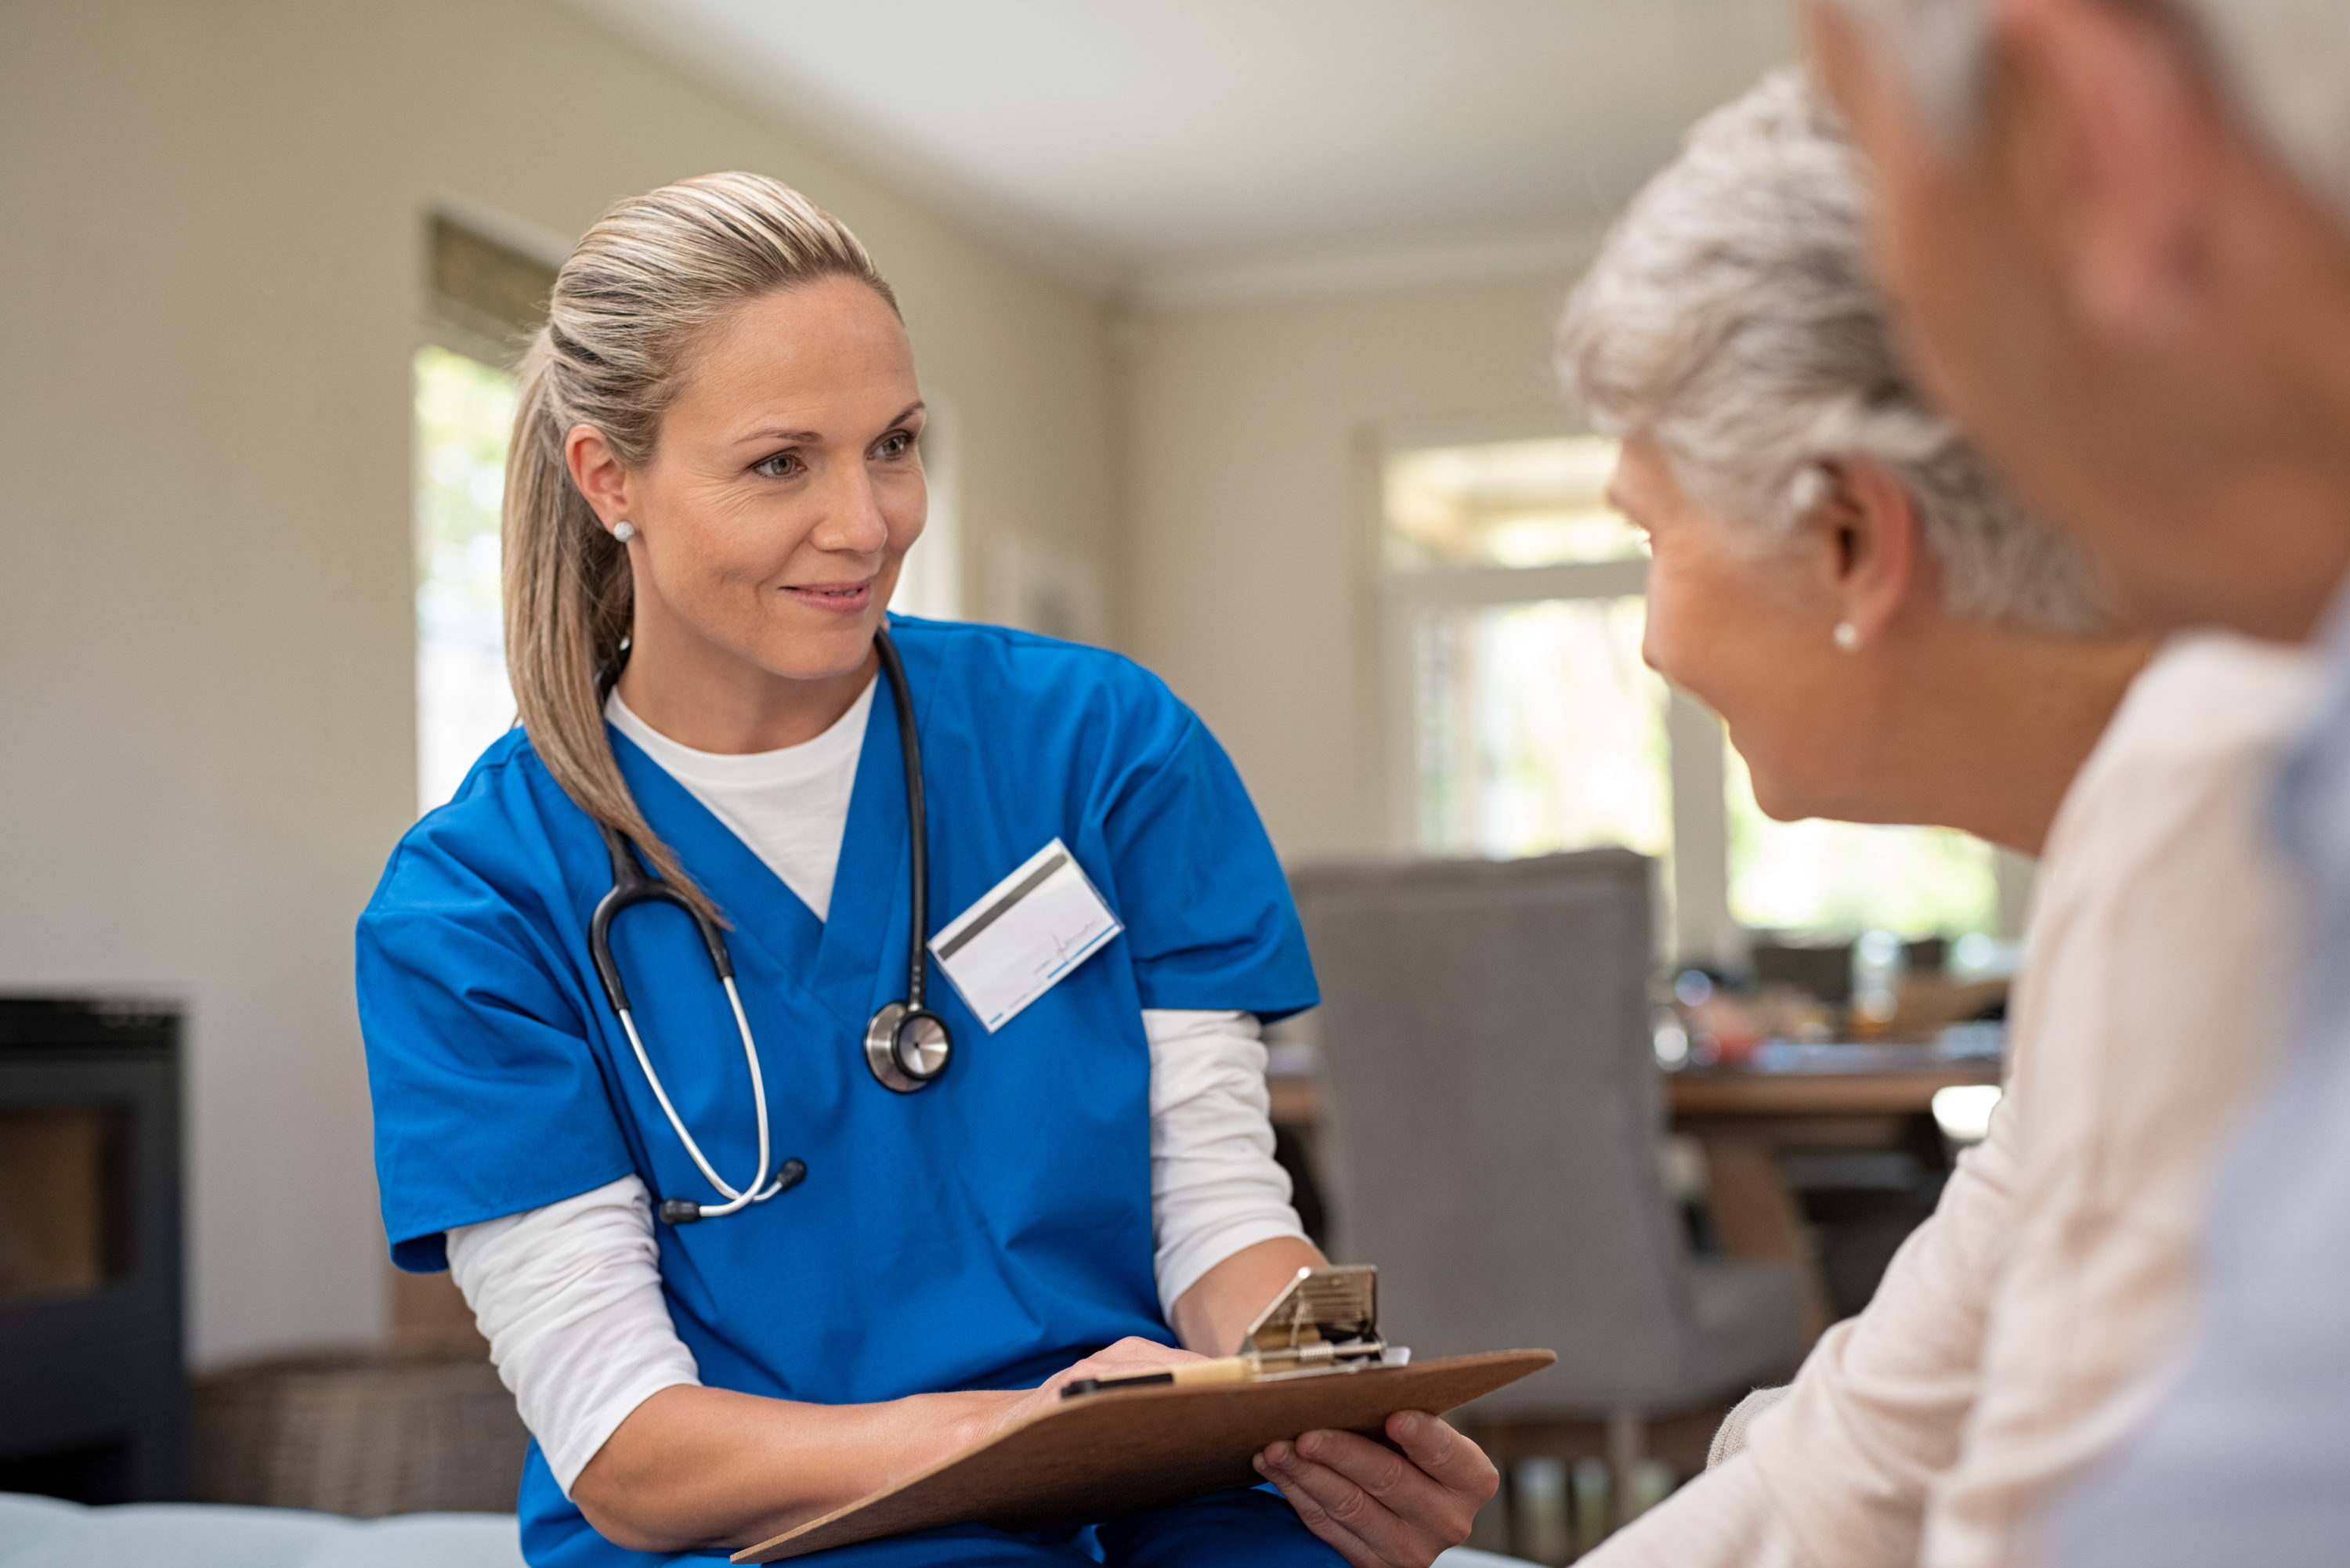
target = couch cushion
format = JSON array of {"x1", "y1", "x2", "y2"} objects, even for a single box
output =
[
  {"x1": 0, "y1": 1494, "x2": 525, "y2": 1568},
  {"x1": 0, "y1": 1494, "x2": 1535, "y2": 1568}
]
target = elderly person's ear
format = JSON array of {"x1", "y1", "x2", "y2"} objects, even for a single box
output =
[
  {"x1": 1998, "y1": 0, "x2": 2229, "y2": 340},
  {"x1": 1804, "y1": 456, "x2": 1929, "y2": 652}
]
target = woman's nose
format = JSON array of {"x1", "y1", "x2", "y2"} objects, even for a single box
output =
[{"x1": 810, "y1": 465, "x2": 891, "y2": 555}]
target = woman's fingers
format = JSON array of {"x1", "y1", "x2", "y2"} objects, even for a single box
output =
[
  {"x1": 1055, "y1": 1336, "x2": 1208, "y2": 1383},
  {"x1": 1021, "y1": 1338, "x2": 1209, "y2": 1411},
  {"x1": 985, "y1": 1338, "x2": 1210, "y2": 1441},
  {"x1": 1253, "y1": 1414, "x2": 1495, "y2": 1568},
  {"x1": 1250, "y1": 1451, "x2": 1386, "y2": 1568},
  {"x1": 1385, "y1": 1410, "x2": 1500, "y2": 1505},
  {"x1": 1100, "y1": 1335, "x2": 1207, "y2": 1366}
]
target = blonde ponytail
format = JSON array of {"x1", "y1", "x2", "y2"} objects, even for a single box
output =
[{"x1": 501, "y1": 173, "x2": 898, "y2": 923}]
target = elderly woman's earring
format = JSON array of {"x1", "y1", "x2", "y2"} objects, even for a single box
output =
[
  {"x1": 1833, "y1": 621, "x2": 1860, "y2": 652},
  {"x1": 612, "y1": 521, "x2": 638, "y2": 544}
]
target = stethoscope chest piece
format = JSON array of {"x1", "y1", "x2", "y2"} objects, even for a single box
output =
[{"x1": 865, "y1": 1002, "x2": 952, "y2": 1093}]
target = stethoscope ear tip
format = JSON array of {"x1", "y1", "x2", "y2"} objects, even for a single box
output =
[{"x1": 659, "y1": 1158, "x2": 808, "y2": 1225}]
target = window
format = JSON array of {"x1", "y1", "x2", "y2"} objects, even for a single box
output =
[
  {"x1": 414, "y1": 344, "x2": 520, "y2": 812},
  {"x1": 1726, "y1": 743, "x2": 1998, "y2": 936},
  {"x1": 1381, "y1": 432, "x2": 2001, "y2": 962},
  {"x1": 414, "y1": 215, "x2": 555, "y2": 814},
  {"x1": 1412, "y1": 595, "x2": 1668, "y2": 863}
]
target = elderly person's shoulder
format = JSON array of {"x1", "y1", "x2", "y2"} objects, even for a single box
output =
[
  {"x1": 2047, "y1": 632, "x2": 2319, "y2": 865},
  {"x1": 2095, "y1": 634, "x2": 2318, "y2": 767}
]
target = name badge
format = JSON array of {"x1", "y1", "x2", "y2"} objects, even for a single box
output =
[{"x1": 930, "y1": 839, "x2": 1123, "y2": 1032}]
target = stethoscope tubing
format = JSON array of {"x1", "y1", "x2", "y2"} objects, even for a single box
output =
[
  {"x1": 874, "y1": 628, "x2": 930, "y2": 1012},
  {"x1": 613, "y1": 976, "x2": 785, "y2": 1217}
]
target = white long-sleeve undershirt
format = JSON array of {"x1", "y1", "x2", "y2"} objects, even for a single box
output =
[
  {"x1": 445, "y1": 1178, "x2": 699, "y2": 1490},
  {"x1": 448, "y1": 693, "x2": 1306, "y2": 1494}
]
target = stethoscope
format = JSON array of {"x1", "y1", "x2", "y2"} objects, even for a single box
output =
[{"x1": 586, "y1": 627, "x2": 953, "y2": 1225}]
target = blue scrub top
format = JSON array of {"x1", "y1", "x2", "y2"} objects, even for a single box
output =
[{"x1": 356, "y1": 617, "x2": 1319, "y2": 1568}]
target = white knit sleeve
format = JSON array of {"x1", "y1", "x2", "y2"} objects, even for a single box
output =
[
  {"x1": 1145, "y1": 1008, "x2": 1311, "y2": 1319},
  {"x1": 1580, "y1": 1450, "x2": 1809, "y2": 1568},
  {"x1": 443, "y1": 1175, "x2": 702, "y2": 1494}
]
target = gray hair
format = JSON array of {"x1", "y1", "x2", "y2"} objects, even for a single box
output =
[
  {"x1": 1557, "y1": 70, "x2": 2101, "y2": 633},
  {"x1": 1831, "y1": 0, "x2": 2350, "y2": 225}
]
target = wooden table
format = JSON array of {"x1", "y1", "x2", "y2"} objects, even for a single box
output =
[
  {"x1": 1669, "y1": 1044, "x2": 2001, "y2": 1344},
  {"x1": 1267, "y1": 1042, "x2": 2001, "y2": 1346}
]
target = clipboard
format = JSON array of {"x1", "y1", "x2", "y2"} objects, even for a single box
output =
[
  {"x1": 732, "y1": 1266, "x2": 1553, "y2": 1563},
  {"x1": 732, "y1": 1349, "x2": 1553, "y2": 1563}
]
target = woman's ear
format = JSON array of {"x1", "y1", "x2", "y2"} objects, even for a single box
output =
[
  {"x1": 1813, "y1": 457, "x2": 1927, "y2": 649},
  {"x1": 2000, "y1": 0, "x2": 2220, "y2": 342},
  {"x1": 564, "y1": 424, "x2": 634, "y2": 532}
]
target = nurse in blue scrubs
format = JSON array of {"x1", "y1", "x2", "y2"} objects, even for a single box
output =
[{"x1": 356, "y1": 174, "x2": 1495, "y2": 1568}]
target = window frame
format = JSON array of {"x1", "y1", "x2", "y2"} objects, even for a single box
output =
[{"x1": 1365, "y1": 414, "x2": 1761, "y2": 969}]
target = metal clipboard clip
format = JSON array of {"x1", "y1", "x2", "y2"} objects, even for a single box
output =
[{"x1": 1061, "y1": 1265, "x2": 1408, "y2": 1397}]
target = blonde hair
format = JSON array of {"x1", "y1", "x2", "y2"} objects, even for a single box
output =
[{"x1": 503, "y1": 172, "x2": 898, "y2": 919}]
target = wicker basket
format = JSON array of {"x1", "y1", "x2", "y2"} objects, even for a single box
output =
[{"x1": 194, "y1": 1339, "x2": 529, "y2": 1516}]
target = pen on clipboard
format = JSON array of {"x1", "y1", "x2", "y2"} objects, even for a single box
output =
[
  {"x1": 1061, "y1": 1263, "x2": 1395, "y2": 1399},
  {"x1": 1060, "y1": 1344, "x2": 1410, "y2": 1398},
  {"x1": 1061, "y1": 1356, "x2": 1260, "y2": 1397}
]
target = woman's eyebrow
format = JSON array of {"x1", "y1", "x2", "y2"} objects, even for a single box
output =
[
  {"x1": 733, "y1": 425, "x2": 824, "y2": 448},
  {"x1": 729, "y1": 402, "x2": 925, "y2": 450}
]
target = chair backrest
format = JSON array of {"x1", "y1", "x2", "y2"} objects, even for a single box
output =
[{"x1": 1290, "y1": 849, "x2": 1701, "y2": 1416}]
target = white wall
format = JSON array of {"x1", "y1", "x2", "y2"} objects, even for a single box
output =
[
  {"x1": 0, "y1": 0, "x2": 1115, "y2": 1365},
  {"x1": 1120, "y1": 269, "x2": 1586, "y2": 862}
]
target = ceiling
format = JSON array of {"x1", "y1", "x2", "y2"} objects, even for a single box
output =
[{"x1": 563, "y1": 0, "x2": 1795, "y2": 300}]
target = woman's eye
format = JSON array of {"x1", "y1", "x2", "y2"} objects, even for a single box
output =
[
  {"x1": 875, "y1": 431, "x2": 913, "y2": 461},
  {"x1": 752, "y1": 452, "x2": 801, "y2": 479}
]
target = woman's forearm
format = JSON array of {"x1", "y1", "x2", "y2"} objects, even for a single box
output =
[
  {"x1": 569, "y1": 1382, "x2": 1015, "y2": 1553},
  {"x1": 1171, "y1": 1234, "x2": 1328, "y2": 1354},
  {"x1": 569, "y1": 1335, "x2": 1210, "y2": 1553}
]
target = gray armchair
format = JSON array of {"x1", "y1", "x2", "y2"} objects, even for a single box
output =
[{"x1": 1289, "y1": 850, "x2": 1802, "y2": 1471}]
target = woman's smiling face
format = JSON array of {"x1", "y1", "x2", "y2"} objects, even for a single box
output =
[
  {"x1": 1609, "y1": 434, "x2": 1863, "y2": 823},
  {"x1": 616, "y1": 274, "x2": 927, "y2": 685}
]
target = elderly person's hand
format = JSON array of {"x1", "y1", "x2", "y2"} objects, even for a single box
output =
[{"x1": 1253, "y1": 1411, "x2": 1499, "y2": 1568}]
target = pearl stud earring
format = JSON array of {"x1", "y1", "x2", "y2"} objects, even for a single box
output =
[
  {"x1": 1833, "y1": 621, "x2": 1860, "y2": 652},
  {"x1": 612, "y1": 521, "x2": 638, "y2": 544}
]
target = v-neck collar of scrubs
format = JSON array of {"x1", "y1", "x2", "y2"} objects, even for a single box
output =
[
  {"x1": 604, "y1": 629, "x2": 936, "y2": 1035},
  {"x1": 603, "y1": 680, "x2": 874, "y2": 922}
]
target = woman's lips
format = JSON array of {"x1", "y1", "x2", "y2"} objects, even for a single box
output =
[{"x1": 783, "y1": 580, "x2": 874, "y2": 615}]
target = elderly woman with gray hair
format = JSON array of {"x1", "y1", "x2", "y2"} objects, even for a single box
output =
[{"x1": 1555, "y1": 72, "x2": 2315, "y2": 1568}]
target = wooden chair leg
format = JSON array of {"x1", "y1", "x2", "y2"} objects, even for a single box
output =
[
  {"x1": 1695, "y1": 1134, "x2": 1832, "y2": 1345},
  {"x1": 1607, "y1": 1408, "x2": 1646, "y2": 1530}
]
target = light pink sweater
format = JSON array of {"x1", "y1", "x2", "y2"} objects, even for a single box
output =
[{"x1": 1590, "y1": 634, "x2": 2316, "y2": 1568}]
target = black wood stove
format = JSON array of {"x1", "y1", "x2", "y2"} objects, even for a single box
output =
[{"x1": 0, "y1": 996, "x2": 186, "y2": 1501}]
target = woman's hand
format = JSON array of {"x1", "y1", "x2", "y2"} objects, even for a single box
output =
[
  {"x1": 982, "y1": 1337, "x2": 1210, "y2": 1437},
  {"x1": 1253, "y1": 1411, "x2": 1499, "y2": 1568}
]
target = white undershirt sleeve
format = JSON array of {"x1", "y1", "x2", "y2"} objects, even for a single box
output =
[
  {"x1": 444, "y1": 1175, "x2": 701, "y2": 1494},
  {"x1": 1145, "y1": 1007, "x2": 1311, "y2": 1321}
]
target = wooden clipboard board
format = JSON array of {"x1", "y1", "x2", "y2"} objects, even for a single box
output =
[{"x1": 732, "y1": 1349, "x2": 1556, "y2": 1563}]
